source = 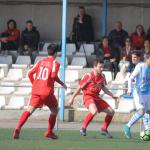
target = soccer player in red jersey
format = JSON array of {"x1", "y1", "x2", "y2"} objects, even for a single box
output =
[
  {"x1": 68, "y1": 59, "x2": 118, "y2": 138},
  {"x1": 13, "y1": 44, "x2": 67, "y2": 139}
]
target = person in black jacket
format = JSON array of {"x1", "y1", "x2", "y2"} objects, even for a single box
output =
[
  {"x1": 19, "y1": 20, "x2": 40, "y2": 62},
  {"x1": 72, "y1": 6, "x2": 94, "y2": 48},
  {"x1": 146, "y1": 27, "x2": 150, "y2": 41},
  {"x1": 108, "y1": 21, "x2": 128, "y2": 63}
]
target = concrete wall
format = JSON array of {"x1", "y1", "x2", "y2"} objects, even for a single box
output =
[{"x1": 0, "y1": 0, "x2": 150, "y2": 41}]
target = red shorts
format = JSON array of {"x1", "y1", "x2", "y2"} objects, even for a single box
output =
[
  {"x1": 29, "y1": 94, "x2": 58, "y2": 108},
  {"x1": 83, "y1": 95, "x2": 110, "y2": 113}
]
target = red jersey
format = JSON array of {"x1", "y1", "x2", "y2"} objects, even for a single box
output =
[
  {"x1": 4, "y1": 29, "x2": 20, "y2": 41},
  {"x1": 28, "y1": 56, "x2": 60, "y2": 95},
  {"x1": 103, "y1": 47, "x2": 111, "y2": 55},
  {"x1": 79, "y1": 71, "x2": 106, "y2": 98},
  {"x1": 131, "y1": 33, "x2": 145, "y2": 49}
]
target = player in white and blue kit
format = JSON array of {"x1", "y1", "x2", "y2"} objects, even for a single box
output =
[
  {"x1": 128, "y1": 51, "x2": 142, "y2": 111},
  {"x1": 124, "y1": 52, "x2": 150, "y2": 139},
  {"x1": 128, "y1": 51, "x2": 149, "y2": 132}
]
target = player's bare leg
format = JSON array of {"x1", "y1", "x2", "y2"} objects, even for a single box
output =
[
  {"x1": 80, "y1": 103, "x2": 97, "y2": 136},
  {"x1": 101, "y1": 107, "x2": 115, "y2": 138},
  {"x1": 44, "y1": 107, "x2": 59, "y2": 139},
  {"x1": 13, "y1": 106, "x2": 36, "y2": 139}
]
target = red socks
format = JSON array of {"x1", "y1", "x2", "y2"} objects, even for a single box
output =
[
  {"x1": 47, "y1": 114, "x2": 57, "y2": 132},
  {"x1": 102, "y1": 114, "x2": 113, "y2": 130},
  {"x1": 82, "y1": 113, "x2": 113, "y2": 130},
  {"x1": 82, "y1": 113, "x2": 94, "y2": 129},
  {"x1": 16, "y1": 111, "x2": 30, "y2": 130}
]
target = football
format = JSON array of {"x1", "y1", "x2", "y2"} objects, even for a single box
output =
[{"x1": 140, "y1": 130, "x2": 150, "y2": 141}]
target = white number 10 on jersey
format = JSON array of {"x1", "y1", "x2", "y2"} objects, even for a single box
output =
[{"x1": 37, "y1": 67, "x2": 49, "y2": 80}]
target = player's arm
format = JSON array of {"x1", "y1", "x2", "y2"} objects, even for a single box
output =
[
  {"x1": 102, "y1": 86, "x2": 118, "y2": 100},
  {"x1": 127, "y1": 64, "x2": 140, "y2": 95},
  {"x1": 68, "y1": 85, "x2": 81, "y2": 106},
  {"x1": 101, "y1": 74, "x2": 115, "y2": 98},
  {"x1": 28, "y1": 62, "x2": 39, "y2": 84},
  {"x1": 55, "y1": 76, "x2": 67, "y2": 90},
  {"x1": 51, "y1": 61, "x2": 60, "y2": 79},
  {"x1": 68, "y1": 74, "x2": 91, "y2": 106}
]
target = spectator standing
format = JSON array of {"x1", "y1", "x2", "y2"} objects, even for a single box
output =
[{"x1": 72, "y1": 6, "x2": 94, "y2": 49}]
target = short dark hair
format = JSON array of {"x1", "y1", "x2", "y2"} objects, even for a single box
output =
[
  {"x1": 26, "y1": 20, "x2": 33, "y2": 24},
  {"x1": 93, "y1": 59, "x2": 104, "y2": 67},
  {"x1": 131, "y1": 50, "x2": 142, "y2": 58},
  {"x1": 47, "y1": 44, "x2": 58, "y2": 56},
  {"x1": 7, "y1": 19, "x2": 17, "y2": 29},
  {"x1": 146, "y1": 52, "x2": 150, "y2": 59},
  {"x1": 79, "y1": 6, "x2": 85, "y2": 10}
]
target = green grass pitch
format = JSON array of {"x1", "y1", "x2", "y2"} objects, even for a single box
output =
[{"x1": 0, "y1": 129, "x2": 149, "y2": 150}]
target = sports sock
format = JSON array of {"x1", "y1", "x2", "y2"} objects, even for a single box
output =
[
  {"x1": 147, "y1": 114, "x2": 150, "y2": 131},
  {"x1": 16, "y1": 111, "x2": 30, "y2": 130},
  {"x1": 82, "y1": 113, "x2": 94, "y2": 129},
  {"x1": 48, "y1": 114, "x2": 57, "y2": 132},
  {"x1": 102, "y1": 114, "x2": 113, "y2": 130},
  {"x1": 127, "y1": 111, "x2": 143, "y2": 128},
  {"x1": 142, "y1": 113, "x2": 149, "y2": 130}
]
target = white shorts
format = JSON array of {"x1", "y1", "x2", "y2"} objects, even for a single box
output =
[
  {"x1": 139, "y1": 91, "x2": 150, "y2": 112},
  {"x1": 133, "y1": 89, "x2": 144, "y2": 110}
]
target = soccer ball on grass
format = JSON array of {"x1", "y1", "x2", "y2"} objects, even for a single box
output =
[{"x1": 140, "y1": 130, "x2": 150, "y2": 141}]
